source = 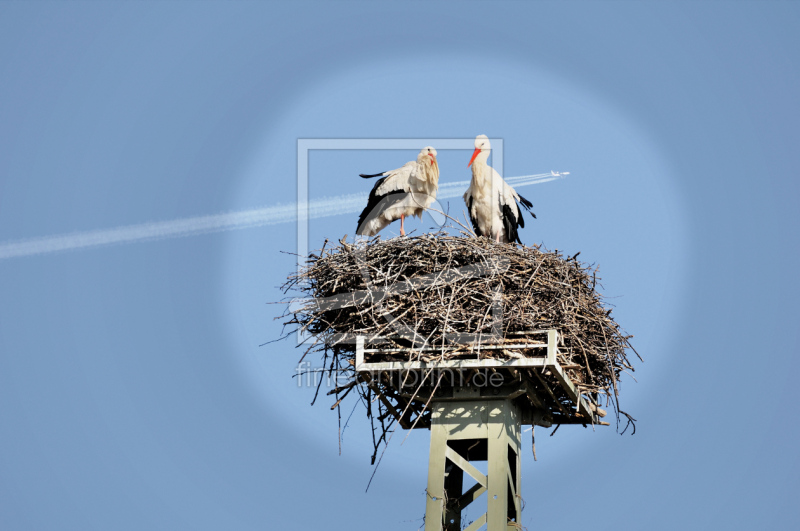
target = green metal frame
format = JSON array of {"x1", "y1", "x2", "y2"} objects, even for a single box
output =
[{"x1": 425, "y1": 399, "x2": 521, "y2": 531}]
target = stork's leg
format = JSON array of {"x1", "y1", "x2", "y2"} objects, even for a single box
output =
[
  {"x1": 400, "y1": 214, "x2": 406, "y2": 236},
  {"x1": 495, "y1": 230, "x2": 501, "y2": 243}
]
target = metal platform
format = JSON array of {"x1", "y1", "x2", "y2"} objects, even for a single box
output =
[{"x1": 354, "y1": 330, "x2": 607, "y2": 429}]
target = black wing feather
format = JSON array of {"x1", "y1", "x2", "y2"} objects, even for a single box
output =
[
  {"x1": 359, "y1": 172, "x2": 386, "y2": 178},
  {"x1": 356, "y1": 176, "x2": 408, "y2": 234},
  {"x1": 466, "y1": 195, "x2": 483, "y2": 237},
  {"x1": 517, "y1": 193, "x2": 536, "y2": 219},
  {"x1": 501, "y1": 202, "x2": 522, "y2": 244}
]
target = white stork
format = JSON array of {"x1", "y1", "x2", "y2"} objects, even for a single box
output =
[
  {"x1": 463, "y1": 135, "x2": 535, "y2": 243},
  {"x1": 356, "y1": 147, "x2": 440, "y2": 237}
]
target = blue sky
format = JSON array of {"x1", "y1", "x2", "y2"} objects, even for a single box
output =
[{"x1": 1, "y1": 1, "x2": 798, "y2": 529}]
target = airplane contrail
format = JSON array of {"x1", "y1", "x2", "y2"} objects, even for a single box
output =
[{"x1": 0, "y1": 172, "x2": 567, "y2": 261}]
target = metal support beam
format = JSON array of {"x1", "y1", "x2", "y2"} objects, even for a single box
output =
[{"x1": 425, "y1": 398, "x2": 521, "y2": 531}]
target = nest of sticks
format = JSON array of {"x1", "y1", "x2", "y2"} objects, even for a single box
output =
[{"x1": 281, "y1": 233, "x2": 639, "y2": 461}]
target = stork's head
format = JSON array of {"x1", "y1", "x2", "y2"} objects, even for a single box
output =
[
  {"x1": 468, "y1": 134, "x2": 491, "y2": 167},
  {"x1": 418, "y1": 146, "x2": 438, "y2": 166}
]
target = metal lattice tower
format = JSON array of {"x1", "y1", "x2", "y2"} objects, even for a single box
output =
[
  {"x1": 355, "y1": 331, "x2": 606, "y2": 531},
  {"x1": 426, "y1": 397, "x2": 521, "y2": 530}
]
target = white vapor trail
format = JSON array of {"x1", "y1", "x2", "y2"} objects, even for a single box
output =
[{"x1": 0, "y1": 172, "x2": 567, "y2": 261}]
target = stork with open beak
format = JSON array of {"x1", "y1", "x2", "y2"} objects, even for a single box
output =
[
  {"x1": 356, "y1": 147, "x2": 440, "y2": 237},
  {"x1": 463, "y1": 135, "x2": 536, "y2": 243}
]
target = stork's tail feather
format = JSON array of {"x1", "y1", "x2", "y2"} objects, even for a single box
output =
[
  {"x1": 517, "y1": 194, "x2": 537, "y2": 219},
  {"x1": 359, "y1": 172, "x2": 386, "y2": 178}
]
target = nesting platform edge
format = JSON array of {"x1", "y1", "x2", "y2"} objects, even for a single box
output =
[{"x1": 353, "y1": 330, "x2": 608, "y2": 430}]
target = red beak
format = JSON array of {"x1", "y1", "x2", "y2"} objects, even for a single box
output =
[
  {"x1": 468, "y1": 147, "x2": 481, "y2": 167},
  {"x1": 429, "y1": 153, "x2": 436, "y2": 164}
]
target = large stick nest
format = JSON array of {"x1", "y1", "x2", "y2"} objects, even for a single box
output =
[{"x1": 281, "y1": 234, "x2": 640, "y2": 459}]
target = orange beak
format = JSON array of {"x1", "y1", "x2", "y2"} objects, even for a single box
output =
[
  {"x1": 468, "y1": 147, "x2": 481, "y2": 167},
  {"x1": 428, "y1": 153, "x2": 437, "y2": 165}
]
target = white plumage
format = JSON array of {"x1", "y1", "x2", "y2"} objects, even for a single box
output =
[
  {"x1": 356, "y1": 147, "x2": 440, "y2": 237},
  {"x1": 463, "y1": 135, "x2": 535, "y2": 243}
]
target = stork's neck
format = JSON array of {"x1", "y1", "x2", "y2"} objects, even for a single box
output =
[
  {"x1": 420, "y1": 159, "x2": 439, "y2": 184},
  {"x1": 470, "y1": 158, "x2": 491, "y2": 185}
]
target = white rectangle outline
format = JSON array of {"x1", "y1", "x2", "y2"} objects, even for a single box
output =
[{"x1": 295, "y1": 138, "x2": 503, "y2": 346}]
